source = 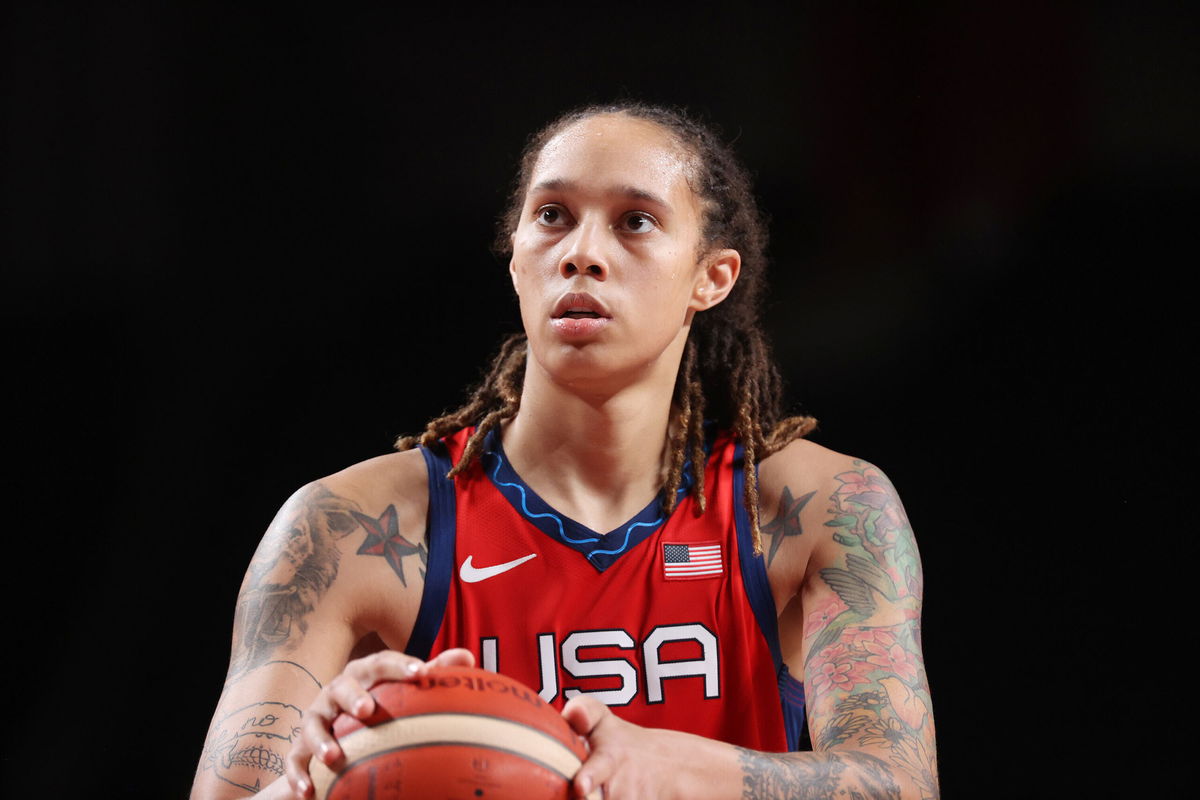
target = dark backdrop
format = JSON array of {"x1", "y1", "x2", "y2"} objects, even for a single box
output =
[{"x1": 4, "y1": 3, "x2": 1194, "y2": 797}]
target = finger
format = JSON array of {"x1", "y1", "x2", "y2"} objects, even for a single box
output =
[
  {"x1": 325, "y1": 672, "x2": 382, "y2": 722},
  {"x1": 298, "y1": 653, "x2": 429, "y2": 777},
  {"x1": 561, "y1": 694, "x2": 610, "y2": 738},
  {"x1": 343, "y1": 650, "x2": 425, "y2": 691},
  {"x1": 300, "y1": 691, "x2": 347, "y2": 768},
  {"x1": 572, "y1": 749, "x2": 614, "y2": 800},
  {"x1": 425, "y1": 647, "x2": 476, "y2": 670},
  {"x1": 561, "y1": 696, "x2": 615, "y2": 799},
  {"x1": 285, "y1": 732, "x2": 316, "y2": 799}
]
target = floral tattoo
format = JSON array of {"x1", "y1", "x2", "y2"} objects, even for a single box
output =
[
  {"x1": 802, "y1": 462, "x2": 938, "y2": 799},
  {"x1": 745, "y1": 463, "x2": 938, "y2": 799}
]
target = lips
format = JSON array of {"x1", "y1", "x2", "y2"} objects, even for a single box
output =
[
  {"x1": 550, "y1": 292, "x2": 612, "y2": 339},
  {"x1": 551, "y1": 293, "x2": 612, "y2": 320}
]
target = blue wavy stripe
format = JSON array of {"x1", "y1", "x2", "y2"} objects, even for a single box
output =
[
  {"x1": 489, "y1": 451, "x2": 599, "y2": 545},
  {"x1": 588, "y1": 517, "x2": 662, "y2": 558}
]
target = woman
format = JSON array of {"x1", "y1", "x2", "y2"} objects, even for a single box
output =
[{"x1": 191, "y1": 102, "x2": 938, "y2": 800}]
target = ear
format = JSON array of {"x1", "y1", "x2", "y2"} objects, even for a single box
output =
[
  {"x1": 689, "y1": 248, "x2": 741, "y2": 311},
  {"x1": 509, "y1": 251, "x2": 520, "y2": 295}
]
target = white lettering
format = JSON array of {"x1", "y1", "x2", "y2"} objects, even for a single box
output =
[
  {"x1": 643, "y1": 624, "x2": 720, "y2": 703},
  {"x1": 479, "y1": 625, "x2": 721, "y2": 707},
  {"x1": 480, "y1": 637, "x2": 498, "y2": 673},
  {"x1": 561, "y1": 630, "x2": 637, "y2": 706},
  {"x1": 537, "y1": 633, "x2": 558, "y2": 703}
]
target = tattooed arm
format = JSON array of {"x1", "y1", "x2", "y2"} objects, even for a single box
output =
[
  {"x1": 191, "y1": 451, "x2": 433, "y2": 799},
  {"x1": 561, "y1": 444, "x2": 937, "y2": 800},
  {"x1": 748, "y1": 443, "x2": 939, "y2": 799}
]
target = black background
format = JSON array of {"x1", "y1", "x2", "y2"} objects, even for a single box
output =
[{"x1": 3, "y1": 3, "x2": 1194, "y2": 797}]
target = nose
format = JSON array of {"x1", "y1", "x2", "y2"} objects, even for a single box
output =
[{"x1": 558, "y1": 220, "x2": 609, "y2": 281}]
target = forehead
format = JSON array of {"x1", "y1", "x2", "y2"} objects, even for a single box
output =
[{"x1": 528, "y1": 115, "x2": 697, "y2": 206}]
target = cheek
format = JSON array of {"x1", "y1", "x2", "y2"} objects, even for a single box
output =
[
  {"x1": 508, "y1": 247, "x2": 541, "y2": 290},
  {"x1": 511, "y1": 237, "x2": 558, "y2": 282},
  {"x1": 511, "y1": 225, "x2": 535, "y2": 254},
  {"x1": 514, "y1": 282, "x2": 550, "y2": 337},
  {"x1": 646, "y1": 257, "x2": 702, "y2": 306}
]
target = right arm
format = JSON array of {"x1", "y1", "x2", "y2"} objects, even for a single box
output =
[{"x1": 191, "y1": 453, "x2": 432, "y2": 799}]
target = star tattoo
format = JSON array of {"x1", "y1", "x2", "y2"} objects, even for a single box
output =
[
  {"x1": 762, "y1": 486, "x2": 816, "y2": 567},
  {"x1": 353, "y1": 506, "x2": 425, "y2": 586}
]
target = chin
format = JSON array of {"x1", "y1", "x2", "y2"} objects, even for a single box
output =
[{"x1": 542, "y1": 345, "x2": 673, "y2": 394}]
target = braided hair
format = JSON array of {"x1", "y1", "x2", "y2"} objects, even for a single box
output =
[{"x1": 397, "y1": 102, "x2": 816, "y2": 553}]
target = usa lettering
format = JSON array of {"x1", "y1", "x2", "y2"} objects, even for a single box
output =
[{"x1": 479, "y1": 624, "x2": 720, "y2": 707}]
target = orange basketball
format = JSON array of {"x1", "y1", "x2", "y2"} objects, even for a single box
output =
[{"x1": 310, "y1": 665, "x2": 590, "y2": 800}]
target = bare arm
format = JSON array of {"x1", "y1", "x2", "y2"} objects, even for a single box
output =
[
  {"x1": 565, "y1": 451, "x2": 937, "y2": 799},
  {"x1": 741, "y1": 455, "x2": 938, "y2": 799},
  {"x1": 191, "y1": 467, "x2": 430, "y2": 799}
]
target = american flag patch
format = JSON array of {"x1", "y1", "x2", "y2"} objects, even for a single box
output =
[{"x1": 662, "y1": 541, "x2": 723, "y2": 580}]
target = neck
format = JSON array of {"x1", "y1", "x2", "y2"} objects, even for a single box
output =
[{"x1": 500, "y1": 347, "x2": 682, "y2": 532}]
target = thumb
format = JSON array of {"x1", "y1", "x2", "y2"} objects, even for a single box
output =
[
  {"x1": 562, "y1": 696, "x2": 613, "y2": 799},
  {"x1": 562, "y1": 694, "x2": 610, "y2": 738},
  {"x1": 426, "y1": 648, "x2": 476, "y2": 669}
]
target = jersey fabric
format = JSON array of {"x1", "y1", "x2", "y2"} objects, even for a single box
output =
[{"x1": 405, "y1": 427, "x2": 807, "y2": 752}]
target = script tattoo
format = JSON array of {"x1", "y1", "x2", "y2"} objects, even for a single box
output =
[
  {"x1": 737, "y1": 749, "x2": 900, "y2": 800},
  {"x1": 229, "y1": 484, "x2": 361, "y2": 678},
  {"x1": 200, "y1": 700, "x2": 304, "y2": 794},
  {"x1": 353, "y1": 505, "x2": 428, "y2": 586},
  {"x1": 796, "y1": 462, "x2": 939, "y2": 799},
  {"x1": 761, "y1": 486, "x2": 817, "y2": 567}
]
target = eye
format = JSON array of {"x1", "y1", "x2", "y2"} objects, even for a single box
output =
[
  {"x1": 620, "y1": 211, "x2": 658, "y2": 234},
  {"x1": 535, "y1": 204, "x2": 572, "y2": 227}
]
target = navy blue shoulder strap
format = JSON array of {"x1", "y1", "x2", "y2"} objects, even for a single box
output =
[
  {"x1": 404, "y1": 444, "x2": 457, "y2": 660},
  {"x1": 733, "y1": 442, "x2": 809, "y2": 751}
]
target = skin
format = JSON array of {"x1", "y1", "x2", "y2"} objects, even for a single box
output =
[
  {"x1": 503, "y1": 114, "x2": 740, "y2": 532},
  {"x1": 190, "y1": 114, "x2": 937, "y2": 800}
]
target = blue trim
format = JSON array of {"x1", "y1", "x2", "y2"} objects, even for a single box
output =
[
  {"x1": 733, "y1": 443, "x2": 806, "y2": 750},
  {"x1": 733, "y1": 443, "x2": 783, "y2": 670},
  {"x1": 482, "y1": 429, "x2": 687, "y2": 573},
  {"x1": 405, "y1": 444, "x2": 457, "y2": 660},
  {"x1": 778, "y1": 663, "x2": 810, "y2": 751},
  {"x1": 487, "y1": 447, "x2": 600, "y2": 546}
]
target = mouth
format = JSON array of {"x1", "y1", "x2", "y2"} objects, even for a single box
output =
[
  {"x1": 551, "y1": 293, "x2": 612, "y2": 320},
  {"x1": 549, "y1": 292, "x2": 612, "y2": 339}
]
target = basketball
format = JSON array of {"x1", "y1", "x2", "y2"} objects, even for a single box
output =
[{"x1": 309, "y1": 665, "x2": 591, "y2": 800}]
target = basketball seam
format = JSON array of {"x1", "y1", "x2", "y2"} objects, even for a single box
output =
[
  {"x1": 311, "y1": 712, "x2": 583, "y2": 798},
  {"x1": 338, "y1": 739, "x2": 574, "y2": 781},
  {"x1": 340, "y1": 710, "x2": 580, "y2": 759}
]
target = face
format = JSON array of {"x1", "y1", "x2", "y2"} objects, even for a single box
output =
[{"x1": 509, "y1": 114, "x2": 739, "y2": 391}]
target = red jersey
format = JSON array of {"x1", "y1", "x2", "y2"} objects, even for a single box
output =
[{"x1": 406, "y1": 427, "x2": 806, "y2": 752}]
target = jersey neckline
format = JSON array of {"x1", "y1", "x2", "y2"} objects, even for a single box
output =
[{"x1": 480, "y1": 428, "x2": 696, "y2": 573}]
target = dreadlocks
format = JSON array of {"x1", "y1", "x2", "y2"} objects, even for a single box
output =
[{"x1": 396, "y1": 102, "x2": 816, "y2": 553}]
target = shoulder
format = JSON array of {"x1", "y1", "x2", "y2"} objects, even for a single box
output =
[
  {"x1": 259, "y1": 447, "x2": 431, "y2": 553},
  {"x1": 757, "y1": 438, "x2": 914, "y2": 597},
  {"x1": 758, "y1": 438, "x2": 905, "y2": 516},
  {"x1": 758, "y1": 437, "x2": 862, "y2": 499},
  {"x1": 316, "y1": 447, "x2": 431, "y2": 532},
  {"x1": 757, "y1": 437, "x2": 878, "y2": 546},
  {"x1": 754, "y1": 439, "x2": 852, "y2": 574},
  {"x1": 250, "y1": 447, "x2": 434, "y2": 605}
]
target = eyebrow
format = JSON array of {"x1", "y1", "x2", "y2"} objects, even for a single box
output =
[{"x1": 530, "y1": 178, "x2": 671, "y2": 210}]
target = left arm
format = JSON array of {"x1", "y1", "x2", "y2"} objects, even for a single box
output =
[
  {"x1": 566, "y1": 449, "x2": 937, "y2": 799},
  {"x1": 562, "y1": 702, "x2": 918, "y2": 800},
  {"x1": 741, "y1": 454, "x2": 938, "y2": 799}
]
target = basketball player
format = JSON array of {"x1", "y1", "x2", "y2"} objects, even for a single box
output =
[{"x1": 191, "y1": 103, "x2": 938, "y2": 799}]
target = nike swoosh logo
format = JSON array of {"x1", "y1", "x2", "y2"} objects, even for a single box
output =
[{"x1": 459, "y1": 553, "x2": 538, "y2": 583}]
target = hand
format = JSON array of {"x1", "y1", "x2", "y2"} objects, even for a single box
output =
[
  {"x1": 284, "y1": 648, "x2": 475, "y2": 798},
  {"x1": 563, "y1": 695, "x2": 678, "y2": 800}
]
